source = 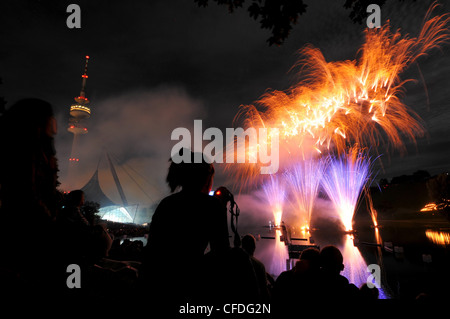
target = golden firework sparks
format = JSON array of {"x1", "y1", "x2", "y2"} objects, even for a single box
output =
[{"x1": 229, "y1": 3, "x2": 449, "y2": 188}]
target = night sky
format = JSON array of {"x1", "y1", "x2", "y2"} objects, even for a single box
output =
[{"x1": 1, "y1": 0, "x2": 450, "y2": 207}]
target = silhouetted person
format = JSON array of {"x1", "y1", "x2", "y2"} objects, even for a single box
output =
[
  {"x1": 141, "y1": 148, "x2": 229, "y2": 308},
  {"x1": 0, "y1": 99, "x2": 61, "y2": 296},
  {"x1": 57, "y1": 190, "x2": 89, "y2": 262},
  {"x1": 273, "y1": 247, "x2": 320, "y2": 313},
  {"x1": 317, "y1": 245, "x2": 359, "y2": 301},
  {"x1": 60, "y1": 190, "x2": 89, "y2": 226},
  {"x1": 57, "y1": 190, "x2": 112, "y2": 263},
  {"x1": 242, "y1": 234, "x2": 270, "y2": 300}
]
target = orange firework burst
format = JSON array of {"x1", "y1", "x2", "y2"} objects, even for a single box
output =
[{"x1": 230, "y1": 3, "x2": 449, "y2": 188}]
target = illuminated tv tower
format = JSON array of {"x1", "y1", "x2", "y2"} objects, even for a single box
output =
[{"x1": 66, "y1": 55, "x2": 91, "y2": 190}]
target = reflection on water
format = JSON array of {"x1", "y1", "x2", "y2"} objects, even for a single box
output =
[
  {"x1": 341, "y1": 234, "x2": 367, "y2": 288},
  {"x1": 269, "y1": 230, "x2": 288, "y2": 276},
  {"x1": 341, "y1": 234, "x2": 389, "y2": 299},
  {"x1": 425, "y1": 229, "x2": 450, "y2": 246}
]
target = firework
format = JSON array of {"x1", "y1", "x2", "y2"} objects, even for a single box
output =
[
  {"x1": 261, "y1": 174, "x2": 286, "y2": 226},
  {"x1": 236, "y1": 3, "x2": 449, "y2": 159},
  {"x1": 321, "y1": 148, "x2": 372, "y2": 232},
  {"x1": 284, "y1": 157, "x2": 328, "y2": 230},
  {"x1": 227, "y1": 4, "x2": 449, "y2": 284}
]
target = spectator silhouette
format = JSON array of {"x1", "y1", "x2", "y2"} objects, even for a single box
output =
[
  {"x1": 317, "y1": 245, "x2": 359, "y2": 301},
  {"x1": 242, "y1": 234, "x2": 270, "y2": 300},
  {"x1": 57, "y1": 190, "x2": 88, "y2": 263},
  {"x1": 141, "y1": 148, "x2": 230, "y2": 308},
  {"x1": 201, "y1": 244, "x2": 261, "y2": 304},
  {"x1": 0, "y1": 98, "x2": 61, "y2": 296},
  {"x1": 109, "y1": 238, "x2": 144, "y2": 261},
  {"x1": 273, "y1": 247, "x2": 320, "y2": 313},
  {"x1": 60, "y1": 190, "x2": 89, "y2": 226},
  {"x1": 57, "y1": 190, "x2": 113, "y2": 264}
]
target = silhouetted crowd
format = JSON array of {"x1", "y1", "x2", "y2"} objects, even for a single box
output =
[
  {"x1": 0, "y1": 99, "x2": 380, "y2": 312},
  {"x1": 106, "y1": 221, "x2": 148, "y2": 238}
]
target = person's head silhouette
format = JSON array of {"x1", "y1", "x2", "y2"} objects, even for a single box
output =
[
  {"x1": 2, "y1": 98, "x2": 56, "y2": 139},
  {"x1": 66, "y1": 190, "x2": 85, "y2": 208},
  {"x1": 295, "y1": 247, "x2": 320, "y2": 273},
  {"x1": 167, "y1": 148, "x2": 215, "y2": 194},
  {"x1": 242, "y1": 234, "x2": 257, "y2": 256},
  {"x1": 319, "y1": 245, "x2": 345, "y2": 275}
]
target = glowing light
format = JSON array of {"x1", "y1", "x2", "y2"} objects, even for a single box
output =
[
  {"x1": 235, "y1": 5, "x2": 449, "y2": 157},
  {"x1": 421, "y1": 203, "x2": 438, "y2": 212},
  {"x1": 262, "y1": 174, "x2": 285, "y2": 226},
  {"x1": 269, "y1": 229, "x2": 288, "y2": 276},
  {"x1": 99, "y1": 206, "x2": 134, "y2": 223},
  {"x1": 341, "y1": 235, "x2": 368, "y2": 288},
  {"x1": 70, "y1": 105, "x2": 91, "y2": 114},
  {"x1": 284, "y1": 157, "x2": 327, "y2": 230},
  {"x1": 321, "y1": 148, "x2": 372, "y2": 232},
  {"x1": 425, "y1": 229, "x2": 450, "y2": 246},
  {"x1": 420, "y1": 200, "x2": 450, "y2": 212}
]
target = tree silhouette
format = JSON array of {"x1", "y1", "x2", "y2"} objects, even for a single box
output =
[
  {"x1": 195, "y1": 0, "x2": 389, "y2": 45},
  {"x1": 426, "y1": 173, "x2": 450, "y2": 220},
  {"x1": 427, "y1": 173, "x2": 450, "y2": 204},
  {"x1": 82, "y1": 200, "x2": 101, "y2": 225}
]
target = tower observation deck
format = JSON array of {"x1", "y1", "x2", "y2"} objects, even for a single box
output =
[{"x1": 68, "y1": 55, "x2": 91, "y2": 135}]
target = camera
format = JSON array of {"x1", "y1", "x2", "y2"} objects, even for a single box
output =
[{"x1": 210, "y1": 186, "x2": 234, "y2": 203}]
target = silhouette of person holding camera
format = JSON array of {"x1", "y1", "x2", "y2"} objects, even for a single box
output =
[{"x1": 142, "y1": 148, "x2": 230, "y2": 307}]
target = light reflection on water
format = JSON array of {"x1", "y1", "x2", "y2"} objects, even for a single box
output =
[
  {"x1": 269, "y1": 230, "x2": 289, "y2": 276},
  {"x1": 425, "y1": 229, "x2": 450, "y2": 246},
  {"x1": 338, "y1": 234, "x2": 387, "y2": 299},
  {"x1": 340, "y1": 234, "x2": 367, "y2": 289}
]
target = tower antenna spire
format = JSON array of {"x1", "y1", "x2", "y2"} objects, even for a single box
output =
[{"x1": 80, "y1": 55, "x2": 90, "y2": 98}]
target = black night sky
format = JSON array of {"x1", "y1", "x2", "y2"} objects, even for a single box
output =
[{"x1": 1, "y1": 0, "x2": 450, "y2": 206}]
